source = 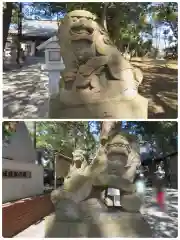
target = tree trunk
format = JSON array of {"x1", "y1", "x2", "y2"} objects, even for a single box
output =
[
  {"x1": 17, "y1": 2, "x2": 22, "y2": 65},
  {"x1": 3, "y1": 2, "x2": 13, "y2": 51},
  {"x1": 168, "y1": 20, "x2": 178, "y2": 39},
  {"x1": 37, "y1": 150, "x2": 42, "y2": 165},
  {"x1": 101, "y1": 3, "x2": 109, "y2": 31}
]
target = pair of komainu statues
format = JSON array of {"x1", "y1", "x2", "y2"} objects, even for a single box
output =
[
  {"x1": 49, "y1": 10, "x2": 148, "y2": 119},
  {"x1": 45, "y1": 122, "x2": 152, "y2": 237}
]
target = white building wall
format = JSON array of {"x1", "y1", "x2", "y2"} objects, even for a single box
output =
[{"x1": 2, "y1": 159, "x2": 44, "y2": 203}]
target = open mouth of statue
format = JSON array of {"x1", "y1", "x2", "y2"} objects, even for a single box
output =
[
  {"x1": 71, "y1": 25, "x2": 94, "y2": 35},
  {"x1": 107, "y1": 143, "x2": 131, "y2": 154}
]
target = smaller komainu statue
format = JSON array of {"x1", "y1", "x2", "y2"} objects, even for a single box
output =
[
  {"x1": 45, "y1": 123, "x2": 152, "y2": 237},
  {"x1": 49, "y1": 10, "x2": 148, "y2": 119}
]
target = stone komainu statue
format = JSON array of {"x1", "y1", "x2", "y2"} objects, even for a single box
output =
[
  {"x1": 45, "y1": 124, "x2": 152, "y2": 237},
  {"x1": 49, "y1": 10, "x2": 148, "y2": 119}
]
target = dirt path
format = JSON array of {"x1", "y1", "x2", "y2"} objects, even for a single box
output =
[
  {"x1": 3, "y1": 57, "x2": 48, "y2": 118},
  {"x1": 131, "y1": 58, "x2": 178, "y2": 119}
]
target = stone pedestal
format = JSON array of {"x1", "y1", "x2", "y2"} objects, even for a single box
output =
[
  {"x1": 45, "y1": 198, "x2": 152, "y2": 238},
  {"x1": 48, "y1": 71, "x2": 61, "y2": 95},
  {"x1": 49, "y1": 89, "x2": 148, "y2": 119}
]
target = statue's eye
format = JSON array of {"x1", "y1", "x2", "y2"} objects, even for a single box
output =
[{"x1": 72, "y1": 17, "x2": 78, "y2": 22}]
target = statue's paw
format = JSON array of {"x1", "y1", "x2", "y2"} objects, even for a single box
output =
[
  {"x1": 50, "y1": 188, "x2": 63, "y2": 204},
  {"x1": 90, "y1": 146, "x2": 108, "y2": 176},
  {"x1": 120, "y1": 193, "x2": 142, "y2": 212},
  {"x1": 62, "y1": 68, "x2": 77, "y2": 80},
  {"x1": 90, "y1": 75, "x2": 101, "y2": 92}
]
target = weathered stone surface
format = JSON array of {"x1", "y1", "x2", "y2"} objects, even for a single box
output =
[
  {"x1": 45, "y1": 202, "x2": 152, "y2": 237},
  {"x1": 46, "y1": 123, "x2": 150, "y2": 237},
  {"x1": 3, "y1": 122, "x2": 36, "y2": 163},
  {"x1": 45, "y1": 215, "x2": 71, "y2": 238},
  {"x1": 94, "y1": 175, "x2": 136, "y2": 192},
  {"x1": 120, "y1": 193, "x2": 143, "y2": 212},
  {"x1": 54, "y1": 199, "x2": 82, "y2": 221},
  {"x1": 49, "y1": 10, "x2": 148, "y2": 119},
  {"x1": 49, "y1": 93, "x2": 148, "y2": 119},
  {"x1": 93, "y1": 133, "x2": 141, "y2": 195}
]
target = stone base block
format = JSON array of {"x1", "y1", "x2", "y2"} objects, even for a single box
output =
[
  {"x1": 49, "y1": 90, "x2": 148, "y2": 119},
  {"x1": 45, "y1": 198, "x2": 152, "y2": 238},
  {"x1": 45, "y1": 211, "x2": 152, "y2": 238}
]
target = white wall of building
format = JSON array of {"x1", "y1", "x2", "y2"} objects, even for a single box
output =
[{"x1": 2, "y1": 159, "x2": 44, "y2": 203}]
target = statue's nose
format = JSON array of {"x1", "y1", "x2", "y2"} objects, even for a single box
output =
[
  {"x1": 80, "y1": 17, "x2": 86, "y2": 21},
  {"x1": 80, "y1": 18, "x2": 88, "y2": 25}
]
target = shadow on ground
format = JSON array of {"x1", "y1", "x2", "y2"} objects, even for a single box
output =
[
  {"x1": 132, "y1": 59, "x2": 178, "y2": 119},
  {"x1": 143, "y1": 188, "x2": 178, "y2": 238},
  {"x1": 3, "y1": 56, "x2": 45, "y2": 72},
  {"x1": 3, "y1": 65, "x2": 48, "y2": 118},
  {"x1": 3, "y1": 58, "x2": 177, "y2": 119}
]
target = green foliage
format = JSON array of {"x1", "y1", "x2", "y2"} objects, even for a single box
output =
[
  {"x1": 46, "y1": 2, "x2": 176, "y2": 54},
  {"x1": 11, "y1": 6, "x2": 19, "y2": 24},
  {"x1": 35, "y1": 122, "x2": 99, "y2": 158},
  {"x1": 3, "y1": 121, "x2": 175, "y2": 168},
  {"x1": 2, "y1": 121, "x2": 19, "y2": 141},
  {"x1": 151, "y1": 2, "x2": 178, "y2": 39},
  {"x1": 35, "y1": 121, "x2": 177, "y2": 162},
  {"x1": 125, "y1": 121, "x2": 177, "y2": 155},
  {"x1": 50, "y1": 2, "x2": 152, "y2": 53},
  {"x1": 3, "y1": 2, "x2": 19, "y2": 24},
  {"x1": 5, "y1": 2, "x2": 177, "y2": 56}
]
